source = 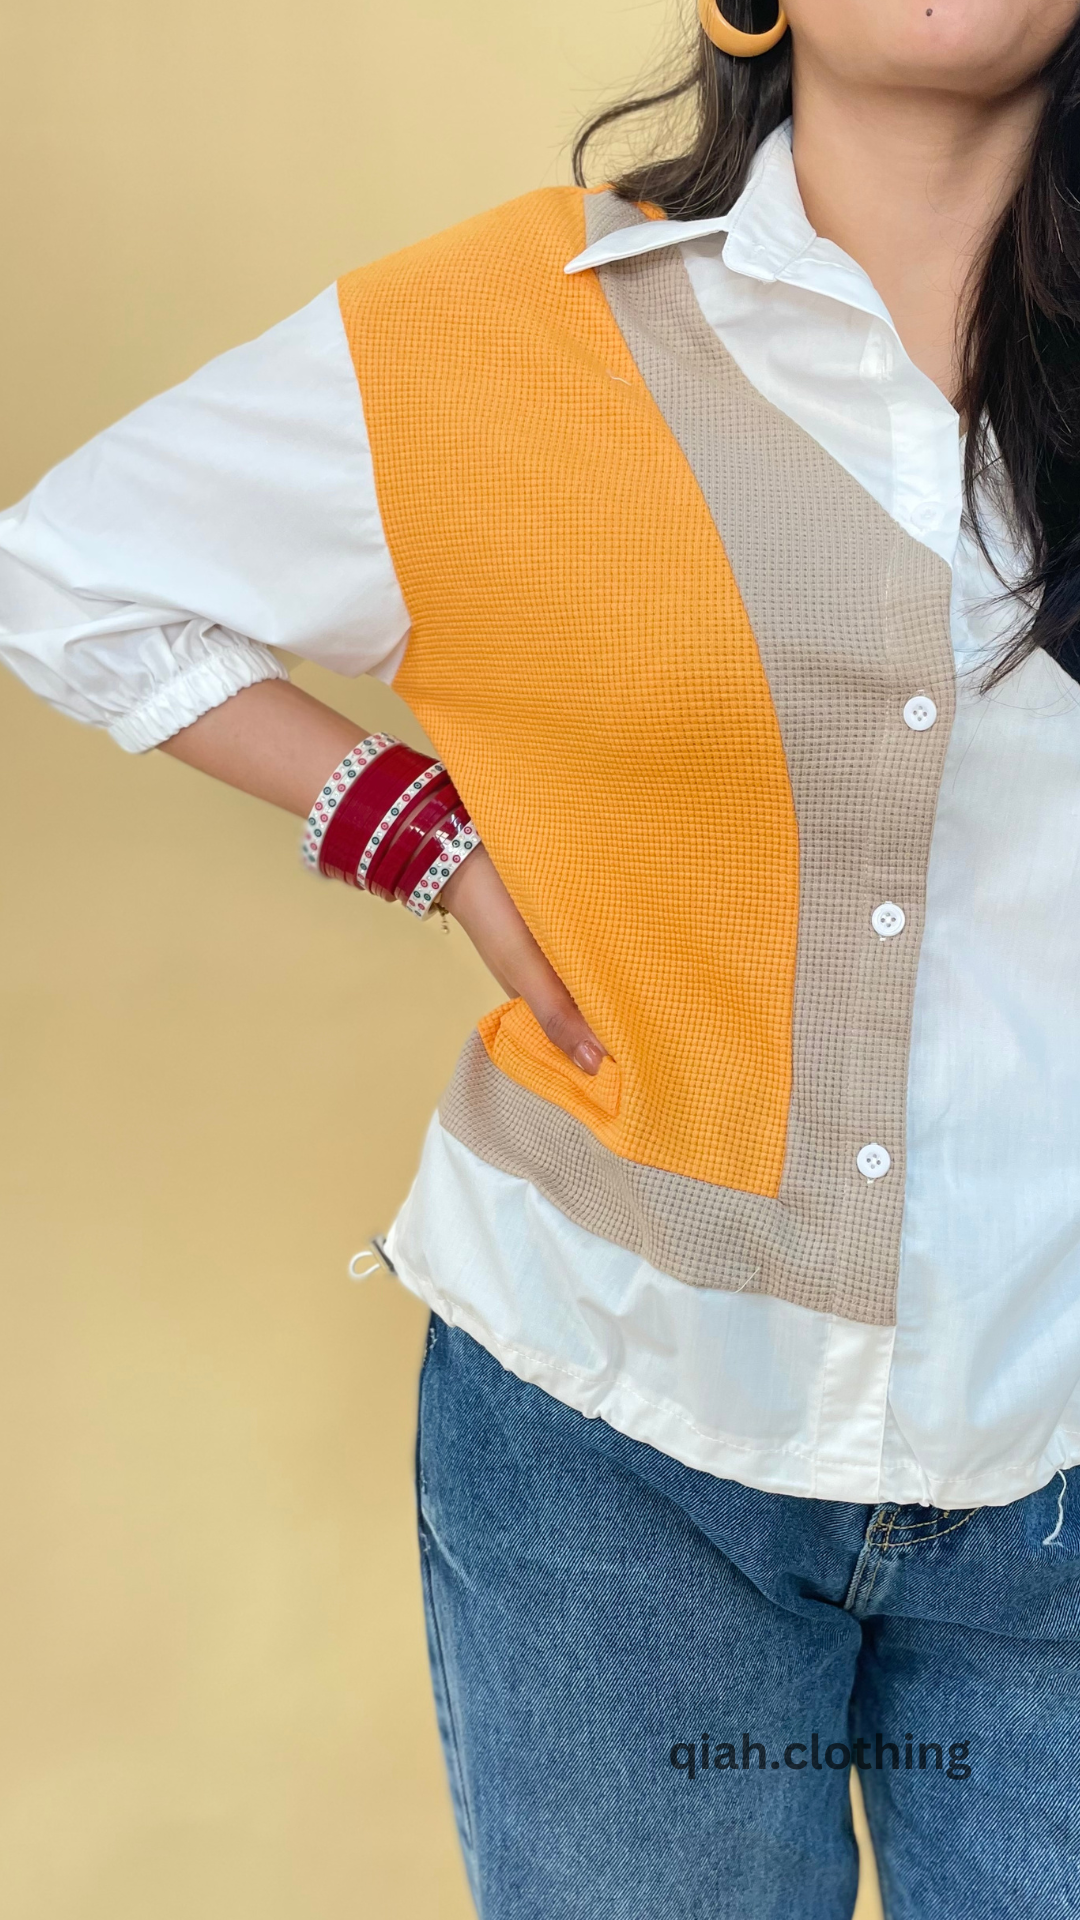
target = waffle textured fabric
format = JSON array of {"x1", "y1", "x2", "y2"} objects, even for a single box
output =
[
  {"x1": 337, "y1": 187, "x2": 956, "y2": 1325},
  {"x1": 338, "y1": 188, "x2": 799, "y2": 1196}
]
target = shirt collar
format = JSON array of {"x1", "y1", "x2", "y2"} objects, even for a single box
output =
[{"x1": 564, "y1": 119, "x2": 900, "y2": 338}]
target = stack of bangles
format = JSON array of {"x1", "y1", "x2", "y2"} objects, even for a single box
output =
[{"x1": 300, "y1": 732, "x2": 482, "y2": 918}]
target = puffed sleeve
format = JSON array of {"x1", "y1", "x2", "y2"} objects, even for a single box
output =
[{"x1": 0, "y1": 284, "x2": 412, "y2": 751}]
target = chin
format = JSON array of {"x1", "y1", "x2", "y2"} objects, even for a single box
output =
[{"x1": 800, "y1": 0, "x2": 1078, "y2": 99}]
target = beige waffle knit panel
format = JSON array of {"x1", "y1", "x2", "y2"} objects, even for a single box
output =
[{"x1": 440, "y1": 192, "x2": 955, "y2": 1327}]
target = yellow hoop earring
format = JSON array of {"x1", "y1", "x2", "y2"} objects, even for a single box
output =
[{"x1": 697, "y1": 0, "x2": 789, "y2": 57}]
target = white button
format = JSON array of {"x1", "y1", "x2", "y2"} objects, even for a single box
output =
[
  {"x1": 856, "y1": 1142, "x2": 892, "y2": 1182},
  {"x1": 903, "y1": 694, "x2": 938, "y2": 731},
  {"x1": 871, "y1": 901, "x2": 906, "y2": 940}
]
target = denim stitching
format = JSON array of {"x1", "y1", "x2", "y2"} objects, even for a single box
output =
[
  {"x1": 860, "y1": 1545, "x2": 886, "y2": 1609},
  {"x1": 418, "y1": 1518, "x2": 477, "y2": 1854},
  {"x1": 858, "y1": 1506, "x2": 900, "y2": 1608},
  {"x1": 884, "y1": 1509, "x2": 979, "y2": 1545},
  {"x1": 844, "y1": 1504, "x2": 892, "y2": 1611},
  {"x1": 414, "y1": 1317, "x2": 476, "y2": 1855}
]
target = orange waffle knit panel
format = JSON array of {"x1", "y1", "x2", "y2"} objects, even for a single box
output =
[{"x1": 336, "y1": 188, "x2": 799, "y2": 1197}]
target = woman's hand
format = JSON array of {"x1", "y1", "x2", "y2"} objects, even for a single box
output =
[
  {"x1": 158, "y1": 685, "x2": 604, "y2": 1072},
  {"x1": 440, "y1": 847, "x2": 605, "y2": 1075}
]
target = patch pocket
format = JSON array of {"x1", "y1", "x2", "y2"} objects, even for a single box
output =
[{"x1": 478, "y1": 995, "x2": 622, "y2": 1121}]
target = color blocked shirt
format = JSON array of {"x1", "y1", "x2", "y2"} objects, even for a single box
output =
[{"x1": 3, "y1": 123, "x2": 1079, "y2": 1507}]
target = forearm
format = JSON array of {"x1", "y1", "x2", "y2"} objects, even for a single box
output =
[
  {"x1": 159, "y1": 675, "x2": 605, "y2": 1071},
  {"x1": 158, "y1": 679, "x2": 364, "y2": 816}
]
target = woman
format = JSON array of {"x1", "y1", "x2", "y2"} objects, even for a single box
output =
[{"x1": 3, "y1": 1, "x2": 1080, "y2": 1912}]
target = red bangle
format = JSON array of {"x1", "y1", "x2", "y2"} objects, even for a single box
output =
[
  {"x1": 300, "y1": 733, "x2": 398, "y2": 872},
  {"x1": 363, "y1": 776, "x2": 459, "y2": 901},
  {"x1": 301, "y1": 735, "x2": 482, "y2": 917},
  {"x1": 392, "y1": 799, "x2": 474, "y2": 904},
  {"x1": 318, "y1": 743, "x2": 436, "y2": 885},
  {"x1": 355, "y1": 762, "x2": 451, "y2": 887}
]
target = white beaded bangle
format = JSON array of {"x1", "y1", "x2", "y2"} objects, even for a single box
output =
[
  {"x1": 403, "y1": 822, "x2": 483, "y2": 918},
  {"x1": 300, "y1": 733, "x2": 398, "y2": 874},
  {"x1": 300, "y1": 729, "x2": 482, "y2": 915}
]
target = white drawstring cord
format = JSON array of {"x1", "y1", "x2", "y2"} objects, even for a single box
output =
[
  {"x1": 348, "y1": 1248, "x2": 381, "y2": 1282},
  {"x1": 348, "y1": 1234, "x2": 395, "y2": 1283},
  {"x1": 1042, "y1": 1469, "x2": 1068, "y2": 1547}
]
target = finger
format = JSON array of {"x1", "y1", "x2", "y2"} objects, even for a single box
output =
[
  {"x1": 509, "y1": 943, "x2": 606, "y2": 1076},
  {"x1": 442, "y1": 848, "x2": 606, "y2": 1074}
]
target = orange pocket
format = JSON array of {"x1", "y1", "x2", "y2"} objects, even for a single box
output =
[{"x1": 477, "y1": 997, "x2": 622, "y2": 1121}]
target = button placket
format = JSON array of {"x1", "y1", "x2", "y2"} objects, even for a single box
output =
[
  {"x1": 854, "y1": 686, "x2": 942, "y2": 1194},
  {"x1": 859, "y1": 895, "x2": 903, "y2": 1172}
]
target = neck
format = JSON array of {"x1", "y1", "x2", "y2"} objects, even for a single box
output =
[{"x1": 789, "y1": 59, "x2": 1045, "y2": 402}]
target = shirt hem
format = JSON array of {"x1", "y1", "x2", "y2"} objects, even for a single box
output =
[{"x1": 389, "y1": 1249, "x2": 1080, "y2": 1509}]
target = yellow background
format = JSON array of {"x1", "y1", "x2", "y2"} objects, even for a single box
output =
[{"x1": 0, "y1": 3, "x2": 880, "y2": 1912}]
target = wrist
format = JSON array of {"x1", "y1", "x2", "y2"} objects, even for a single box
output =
[
  {"x1": 439, "y1": 842, "x2": 490, "y2": 918},
  {"x1": 300, "y1": 733, "x2": 482, "y2": 916}
]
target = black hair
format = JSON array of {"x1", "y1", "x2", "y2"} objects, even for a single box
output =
[{"x1": 573, "y1": 1, "x2": 1080, "y2": 685}]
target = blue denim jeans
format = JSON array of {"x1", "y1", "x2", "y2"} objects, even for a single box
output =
[{"x1": 414, "y1": 1314, "x2": 1080, "y2": 1918}]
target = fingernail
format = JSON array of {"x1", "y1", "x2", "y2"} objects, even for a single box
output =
[{"x1": 573, "y1": 1040, "x2": 604, "y2": 1076}]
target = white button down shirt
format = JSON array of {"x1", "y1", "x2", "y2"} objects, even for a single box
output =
[{"x1": 3, "y1": 123, "x2": 1079, "y2": 1507}]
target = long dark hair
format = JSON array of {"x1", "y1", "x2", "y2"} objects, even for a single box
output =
[{"x1": 573, "y1": 2, "x2": 1080, "y2": 687}]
